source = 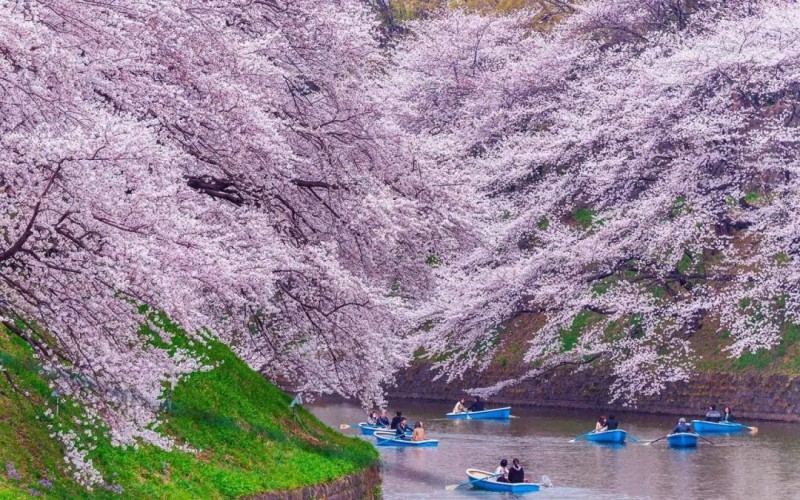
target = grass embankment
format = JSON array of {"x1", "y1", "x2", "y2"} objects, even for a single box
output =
[{"x1": 0, "y1": 319, "x2": 376, "y2": 498}]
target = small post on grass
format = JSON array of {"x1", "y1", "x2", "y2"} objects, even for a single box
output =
[{"x1": 289, "y1": 392, "x2": 303, "y2": 419}]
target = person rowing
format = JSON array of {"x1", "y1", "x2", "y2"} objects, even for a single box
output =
[
  {"x1": 395, "y1": 417, "x2": 409, "y2": 439},
  {"x1": 468, "y1": 396, "x2": 485, "y2": 412},
  {"x1": 673, "y1": 417, "x2": 692, "y2": 433},
  {"x1": 705, "y1": 404, "x2": 722, "y2": 423},
  {"x1": 605, "y1": 414, "x2": 619, "y2": 430}
]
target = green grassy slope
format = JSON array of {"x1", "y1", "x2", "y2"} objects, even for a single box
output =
[{"x1": 0, "y1": 319, "x2": 376, "y2": 498}]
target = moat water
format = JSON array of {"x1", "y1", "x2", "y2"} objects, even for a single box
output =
[{"x1": 311, "y1": 399, "x2": 800, "y2": 499}]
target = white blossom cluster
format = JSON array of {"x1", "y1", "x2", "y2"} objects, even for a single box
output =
[
  {"x1": 387, "y1": 0, "x2": 800, "y2": 401},
  {"x1": 53, "y1": 430, "x2": 103, "y2": 489},
  {"x1": 0, "y1": 0, "x2": 455, "y2": 457}
]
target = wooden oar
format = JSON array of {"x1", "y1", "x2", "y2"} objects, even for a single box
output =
[
  {"x1": 737, "y1": 423, "x2": 759, "y2": 434},
  {"x1": 643, "y1": 435, "x2": 669, "y2": 445},
  {"x1": 698, "y1": 435, "x2": 716, "y2": 445},
  {"x1": 339, "y1": 423, "x2": 364, "y2": 430},
  {"x1": 376, "y1": 431, "x2": 412, "y2": 444},
  {"x1": 445, "y1": 473, "x2": 500, "y2": 491},
  {"x1": 569, "y1": 431, "x2": 594, "y2": 443},
  {"x1": 627, "y1": 434, "x2": 641, "y2": 442}
]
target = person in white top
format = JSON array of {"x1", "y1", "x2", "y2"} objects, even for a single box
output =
[
  {"x1": 494, "y1": 459, "x2": 509, "y2": 483},
  {"x1": 452, "y1": 398, "x2": 467, "y2": 414},
  {"x1": 594, "y1": 415, "x2": 607, "y2": 432}
]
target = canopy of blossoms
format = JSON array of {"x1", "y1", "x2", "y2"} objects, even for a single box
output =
[{"x1": 1, "y1": 0, "x2": 799, "y2": 484}]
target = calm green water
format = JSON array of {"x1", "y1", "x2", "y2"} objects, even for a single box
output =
[{"x1": 310, "y1": 399, "x2": 800, "y2": 499}]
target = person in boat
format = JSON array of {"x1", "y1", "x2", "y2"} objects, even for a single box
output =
[
  {"x1": 723, "y1": 406, "x2": 734, "y2": 422},
  {"x1": 507, "y1": 458, "x2": 527, "y2": 483},
  {"x1": 705, "y1": 404, "x2": 722, "y2": 423},
  {"x1": 376, "y1": 410, "x2": 390, "y2": 428},
  {"x1": 367, "y1": 410, "x2": 378, "y2": 426},
  {"x1": 468, "y1": 396, "x2": 485, "y2": 412},
  {"x1": 390, "y1": 411, "x2": 403, "y2": 430},
  {"x1": 494, "y1": 459, "x2": 510, "y2": 483},
  {"x1": 595, "y1": 415, "x2": 607, "y2": 432},
  {"x1": 673, "y1": 417, "x2": 692, "y2": 433},
  {"x1": 411, "y1": 421, "x2": 426, "y2": 442},
  {"x1": 453, "y1": 398, "x2": 467, "y2": 414},
  {"x1": 605, "y1": 414, "x2": 619, "y2": 430},
  {"x1": 395, "y1": 417, "x2": 409, "y2": 438}
]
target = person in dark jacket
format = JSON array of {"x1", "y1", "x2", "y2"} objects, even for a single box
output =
[
  {"x1": 705, "y1": 404, "x2": 722, "y2": 423},
  {"x1": 605, "y1": 414, "x2": 619, "y2": 430},
  {"x1": 376, "y1": 410, "x2": 390, "y2": 427},
  {"x1": 468, "y1": 397, "x2": 485, "y2": 412},
  {"x1": 508, "y1": 458, "x2": 525, "y2": 483},
  {"x1": 390, "y1": 411, "x2": 403, "y2": 430},
  {"x1": 722, "y1": 406, "x2": 734, "y2": 422},
  {"x1": 395, "y1": 417, "x2": 408, "y2": 438},
  {"x1": 673, "y1": 417, "x2": 692, "y2": 433}
]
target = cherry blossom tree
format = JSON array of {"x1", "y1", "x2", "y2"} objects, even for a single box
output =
[
  {"x1": 0, "y1": 0, "x2": 475, "y2": 483},
  {"x1": 386, "y1": 0, "x2": 800, "y2": 402}
]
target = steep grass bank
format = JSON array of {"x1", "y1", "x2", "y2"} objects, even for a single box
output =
[{"x1": 0, "y1": 320, "x2": 376, "y2": 498}]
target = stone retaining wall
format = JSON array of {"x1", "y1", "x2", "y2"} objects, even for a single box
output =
[
  {"x1": 245, "y1": 463, "x2": 381, "y2": 500},
  {"x1": 390, "y1": 363, "x2": 800, "y2": 422}
]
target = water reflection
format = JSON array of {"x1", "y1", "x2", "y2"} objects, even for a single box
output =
[{"x1": 310, "y1": 399, "x2": 800, "y2": 499}]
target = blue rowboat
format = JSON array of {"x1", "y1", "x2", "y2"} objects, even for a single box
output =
[
  {"x1": 690, "y1": 420, "x2": 748, "y2": 433},
  {"x1": 465, "y1": 469, "x2": 541, "y2": 493},
  {"x1": 358, "y1": 423, "x2": 411, "y2": 436},
  {"x1": 586, "y1": 429, "x2": 627, "y2": 444},
  {"x1": 446, "y1": 406, "x2": 512, "y2": 420},
  {"x1": 374, "y1": 430, "x2": 438, "y2": 447},
  {"x1": 667, "y1": 432, "x2": 699, "y2": 448}
]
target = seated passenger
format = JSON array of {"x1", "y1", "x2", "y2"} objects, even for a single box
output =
[
  {"x1": 452, "y1": 398, "x2": 467, "y2": 414},
  {"x1": 705, "y1": 404, "x2": 722, "y2": 423},
  {"x1": 595, "y1": 415, "x2": 607, "y2": 432},
  {"x1": 376, "y1": 410, "x2": 390, "y2": 427},
  {"x1": 507, "y1": 458, "x2": 526, "y2": 483},
  {"x1": 722, "y1": 406, "x2": 734, "y2": 422},
  {"x1": 468, "y1": 397, "x2": 485, "y2": 412},
  {"x1": 390, "y1": 411, "x2": 403, "y2": 430},
  {"x1": 411, "y1": 421, "x2": 426, "y2": 441},
  {"x1": 605, "y1": 414, "x2": 619, "y2": 430},
  {"x1": 673, "y1": 417, "x2": 692, "y2": 433},
  {"x1": 494, "y1": 459, "x2": 509, "y2": 483},
  {"x1": 367, "y1": 410, "x2": 378, "y2": 426}
]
